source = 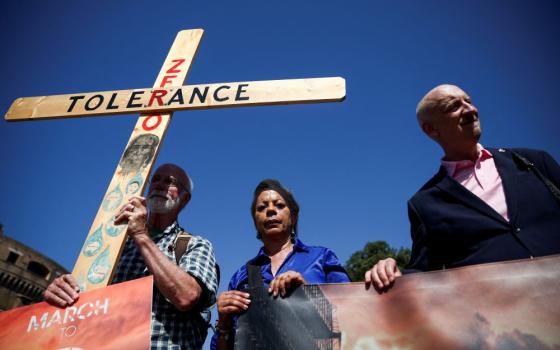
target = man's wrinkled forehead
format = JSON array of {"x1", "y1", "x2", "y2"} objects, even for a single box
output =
[
  {"x1": 432, "y1": 85, "x2": 467, "y2": 99},
  {"x1": 426, "y1": 85, "x2": 469, "y2": 109},
  {"x1": 152, "y1": 165, "x2": 190, "y2": 190}
]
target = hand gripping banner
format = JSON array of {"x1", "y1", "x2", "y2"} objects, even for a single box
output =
[
  {"x1": 235, "y1": 255, "x2": 560, "y2": 350},
  {"x1": 0, "y1": 276, "x2": 153, "y2": 350}
]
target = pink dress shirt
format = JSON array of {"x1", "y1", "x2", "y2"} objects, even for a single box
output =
[{"x1": 441, "y1": 144, "x2": 510, "y2": 221}]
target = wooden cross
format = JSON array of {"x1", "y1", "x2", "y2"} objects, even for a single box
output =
[{"x1": 3, "y1": 29, "x2": 346, "y2": 292}]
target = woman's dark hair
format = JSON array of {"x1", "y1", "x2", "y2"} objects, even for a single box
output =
[{"x1": 251, "y1": 179, "x2": 300, "y2": 238}]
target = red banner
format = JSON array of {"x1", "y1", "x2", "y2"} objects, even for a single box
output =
[
  {"x1": 236, "y1": 255, "x2": 560, "y2": 350},
  {"x1": 0, "y1": 276, "x2": 153, "y2": 350}
]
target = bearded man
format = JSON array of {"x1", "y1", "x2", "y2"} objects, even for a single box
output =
[{"x1": 44, "y1": 163, "x2": 219, "y2": 349}]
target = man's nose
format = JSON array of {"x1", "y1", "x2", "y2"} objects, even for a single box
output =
[{"x1": 463, "y1": 101, "x2": 476, "y2": 113}]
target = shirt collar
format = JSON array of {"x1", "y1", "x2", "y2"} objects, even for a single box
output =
[
  {"x1": 148, "y1": 221, "x2": 181, "y2": 240},
  {"x1": 441, "y1": 144, "x2": 492, "y2": 176},
  {"x1": 250, "y1": 238, "x2": 309, "y2": 264},
  {"x1": 293, "y1": 238, "x2": 309, "y2": 252}
]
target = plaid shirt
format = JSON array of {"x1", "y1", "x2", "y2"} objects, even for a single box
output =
[{"x1": 113, "y1": 222, "x2": 218, "y2": 349}]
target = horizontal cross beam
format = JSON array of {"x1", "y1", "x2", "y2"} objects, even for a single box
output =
[{"x1": 4, "y1": 77, "x2": 345, "y2": 121}]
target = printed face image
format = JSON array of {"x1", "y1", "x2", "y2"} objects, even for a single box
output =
[
  {"x1": 87, "y1": 248, "x2": 111, "y2": 284},
  {"x1": 88, "y1": 264, "x2": 109, "y2": 281},
  {"x1": 126, "y1": 181, "x2": 140, "y2": 195},
  {"x1": 105, "y1": 218, "x2": 124, "y2": 237},
  {"x1": 102, "y1": 185, "x2": 123, "y2": 212},
  {"x1": 84, "y1": 241, "x2": 100, "y2": 255},
  {"x1": 119, "y1": 134, "x2": 159, "y2": 175},
  {"x1": 82, "y1": 226, "x2": 103, "y2": 257}
]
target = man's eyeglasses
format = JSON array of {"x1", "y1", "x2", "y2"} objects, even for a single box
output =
[{"x1": 149, "y1": 175, "x2": 186, "y2": 192}]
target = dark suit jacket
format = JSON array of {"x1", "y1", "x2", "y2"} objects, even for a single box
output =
[{"x1": 406, "y1": 148, "x2": 560, "y2": 271}]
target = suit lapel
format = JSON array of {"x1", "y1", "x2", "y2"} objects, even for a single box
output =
[
  {"x1": 490, "y1": 148, "x2": 520, "y2": 223},
  {"x1": 434, "y1": 165, "x2": 510, "y2": 225}
]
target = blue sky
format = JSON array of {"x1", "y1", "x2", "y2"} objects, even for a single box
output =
[{"x1": 1, "y1": 0, "x2": 559, "y2": 344}]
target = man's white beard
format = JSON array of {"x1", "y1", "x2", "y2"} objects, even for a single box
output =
[{"x1": 147, "y1": 191, "x2": 182, "y2": 214}]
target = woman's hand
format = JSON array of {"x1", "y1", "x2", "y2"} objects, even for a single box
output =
[
  {"x1": 215, "y1": 291, "x2": 250, "y2": 349},
  {"x1": 268, "y1": 270, "x2": 306, "y2": 297},
  {"x1": 217, "y1": 290, "x2": 251, "y2": 320}
]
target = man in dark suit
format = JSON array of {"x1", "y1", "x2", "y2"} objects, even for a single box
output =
[{"x1": 365, "y1": 84, "x2": 560, "y2": 290}]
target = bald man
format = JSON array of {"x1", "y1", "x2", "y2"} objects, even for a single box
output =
[
  {"x1": 366, "y1": 84, "x2": 560, "y2": 290},
  {"x1": 44, "y1": 164, "x2": 219, "y2": 349}
]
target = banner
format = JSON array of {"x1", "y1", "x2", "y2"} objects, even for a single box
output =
[
  {"x1": 0, "y1": 276, "x2": 153, "y2": 350},
  {"x1": 235, "y1": 255, "x2": 560, "y2": 350}
]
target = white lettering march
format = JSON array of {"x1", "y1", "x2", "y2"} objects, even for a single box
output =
[{"x1": 27, "y1": 298, "x2": 109, "y2": 333}]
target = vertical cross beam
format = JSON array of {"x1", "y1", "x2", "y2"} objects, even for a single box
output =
[{"x1": 72, "y1": 29, "x2": 203, "y2": 291}]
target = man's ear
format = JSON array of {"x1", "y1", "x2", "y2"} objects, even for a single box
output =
[
  {"x1": 179, "y1": 192, "x2": 191, "y2": 210},
  {"x1": 422, "y1": 122, "x2": 439, "y2": 139}
]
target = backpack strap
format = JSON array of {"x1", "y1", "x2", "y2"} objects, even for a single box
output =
[
  {"x1": 174, "y1": 230, "x2": 192, "y2": 264},
  {"x1": 172, "y1": 230, "x2": 220, "y2": 328},
  {"x1": 508, "y1": 149, "x2": 560, "y2": 203}
]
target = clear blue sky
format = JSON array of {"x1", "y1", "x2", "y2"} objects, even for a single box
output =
[{"x1": 1, "y1": 0, "x2": 559, "y2": 345}]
